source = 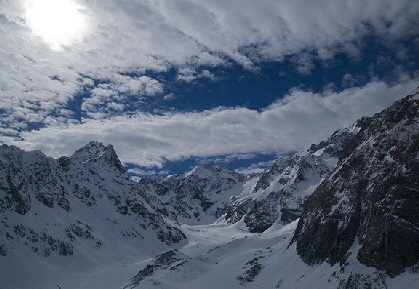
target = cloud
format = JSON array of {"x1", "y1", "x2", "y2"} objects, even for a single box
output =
[
  {"x1": 163, "y1": 93, "x2": 177, "y2": 101},
  {"x1": 1, "y1": 1, "x2": 418, "y2": 127},
  {"x1": 176, "y1": 68, "x2": 217, "y2": 83},
  {"x1": 127, "y1": 167, "x2": 170, "y2": 178},
  {"x1": 1, "y1": 0, "x2": 419, "y2": 170},
  {"x1": 81, "y1": 75, "x2": 164, "y2": 118},
  {"x1": 292, "y1": 52, "x2": 316, "y2": 75},
  {"x1": 2, "y1": 0, "x2": 418, "y2": 87},
  {"x1": 10, "y1": 79, "x2": 418, "y2": 167},
  {"x1": 148, "y1": 0, "x2": 419, "y2": 62},
  {"x1": 342, "y1": 74, "x2": 359, "y2": 88}
]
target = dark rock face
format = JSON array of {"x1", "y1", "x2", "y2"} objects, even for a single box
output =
[
  {"x1": 125, "y1": 250, "x2": 189, "y2": 288},
  {"x1": 308, "y1": 117, "x2": 371, "y2": 158},
  {"x1": 0, "y1": 145, "x2": 31, "y2": 215},
  {"x1": 292, "y1": 93, "x2": 419, "y2": 276},
  {"x1": 337, "y1": 272, "x2": 387, "y2": 289}
]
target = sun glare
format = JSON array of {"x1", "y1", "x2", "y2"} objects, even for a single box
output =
[{"x1": 25, "y1": 0, "x2": 88, "y2": 50}]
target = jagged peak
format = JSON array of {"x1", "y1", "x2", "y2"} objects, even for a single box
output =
[
  {"x1": 71, "y1": 141, "x2": 125, "y2": 173},
  {"x1": 72, "y1": 141, "x2": 106, "y2": 154},
  {"x1": 406, "y1": 85, "x2": 419, "y2": 99},
  {"x1": 306, "y1": 117, "x2": 370, "y2": 158},
  {"x1": 72, "y1": 141, "x2": 113, "y2": 158},
  {"x1": 0, "y1": 143, "x2": 25, "y2": 157}
]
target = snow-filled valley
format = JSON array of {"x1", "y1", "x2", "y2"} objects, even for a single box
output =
[
  {"x1": 1, "y1": 91, "x2": 419, "y2": 288},
  {"x1": 138, "y1": 221, "x2": 418, "y2": 289},
  {"x1": 5, "y1": 220, "x2": 418, "y2": 289}
]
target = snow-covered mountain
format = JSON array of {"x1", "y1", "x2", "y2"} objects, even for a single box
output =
[
  {"x1": 218, "y1": 117, "x2": 366, "y2": 233},
  {"x1": 1, "y1": 88, "x2": 419, "y2": 288},
  {"x1": 117, "y1": 89, "x2": 419, "y2": 289},
  {"x1": 0, "y1": 141, "x2": 186, "y2": 288},
  {"x1": 136, "y1": 164, "x2": 247, "y2": 225}
]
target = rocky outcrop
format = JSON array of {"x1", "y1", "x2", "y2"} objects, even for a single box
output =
[
  {"x1": 292, "y1": 92, "x2": 419, "y2": 276},
  {"x1": 125, "y1": 250, "x2": 190, "y2": 288}
]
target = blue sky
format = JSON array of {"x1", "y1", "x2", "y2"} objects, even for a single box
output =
[{"x1": 1, "y1": 0, "x2": 419, "y2": 177}]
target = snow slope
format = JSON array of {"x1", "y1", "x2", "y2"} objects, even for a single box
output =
[
  {"x1": 0, "y1": 142, "x2": 186, "y2": 289},
  {"x1": 120, "y1": 220, "x2": 419, "y2": 289},
  {"x1": 37, "y1": 220, "x2": 417, "y2": 289}
]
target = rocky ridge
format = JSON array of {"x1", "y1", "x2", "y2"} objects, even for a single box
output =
[
  {"x1": 220, "y1": 118, "x2": 366, "y2": 232},
  {"x1": 136, "y1": 164, "x2": 247, "y2": 225},
  {"x1": 292, "y1": 92, "x2": 419, "y2": 276},
  {"x1": 0, "y1": 141, "x2": 186, "y2": 261}
]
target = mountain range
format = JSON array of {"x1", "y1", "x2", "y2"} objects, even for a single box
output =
[{"x1": 1, "y1": 88, "x2": 418, "y2": 288}]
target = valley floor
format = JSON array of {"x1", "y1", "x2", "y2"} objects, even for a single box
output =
[{"x1": 8, "y1": 220, "x2": 418, "y2": 289}]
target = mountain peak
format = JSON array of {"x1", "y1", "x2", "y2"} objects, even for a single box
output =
[
  {"x1": 406, "y1": 85, "x2": 419, "y2": 100},
  {"x1": 72, "y1": 141, "x2": 107, "y2": 156},
  {"x1": 71, "y1": 141, "x2": 125, "y2": 173},
  {"x1": 307, "y1": 116, "x2": 370, "y2": 158},
  {"x1": 194, "y1": 163, "x2": 222, "y2": 173}
]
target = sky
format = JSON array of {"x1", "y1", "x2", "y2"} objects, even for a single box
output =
[{"x1": 1, "y1": 0, "x2": 419, "y2": 177}]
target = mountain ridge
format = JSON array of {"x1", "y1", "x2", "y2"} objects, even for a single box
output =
[{"x1": 292, "y1": 93, "x2": 419, "y2": 277}]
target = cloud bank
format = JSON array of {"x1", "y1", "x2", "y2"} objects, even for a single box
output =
[{"x1": 11, "y1": 79, "x2": 417, "y2": 167}]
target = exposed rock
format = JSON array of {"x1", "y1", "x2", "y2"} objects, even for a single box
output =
[
  {"x1": 337, "y1": 272, "x2": 387, "y2": 289},
  {"x1": 308, "y1": 116, "x2": 370, "y2": 158},
  {"x1": 237, "y1": 256, "x2": 265, "y2": 284},
  {"x1": 292, "y1": 93, "x2": 419, "y2": 276},
  {"x1": 221, "y1": 118, "x2": 364, "y2": 233},
  {"x1": 223, "y1": 153, "x2": 335, "y2": 232},
  {"x1": 125, "y1": 250, "x2": 189, "y2": 288}
]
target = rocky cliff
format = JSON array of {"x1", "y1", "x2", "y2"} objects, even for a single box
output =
[{"x1": 292, "y1": 92, "x2": 419, "y2": 276}]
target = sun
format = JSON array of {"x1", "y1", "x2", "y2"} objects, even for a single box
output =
[{"x1": 25, "y1": 0, "x2": 88, "y2": 50}]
